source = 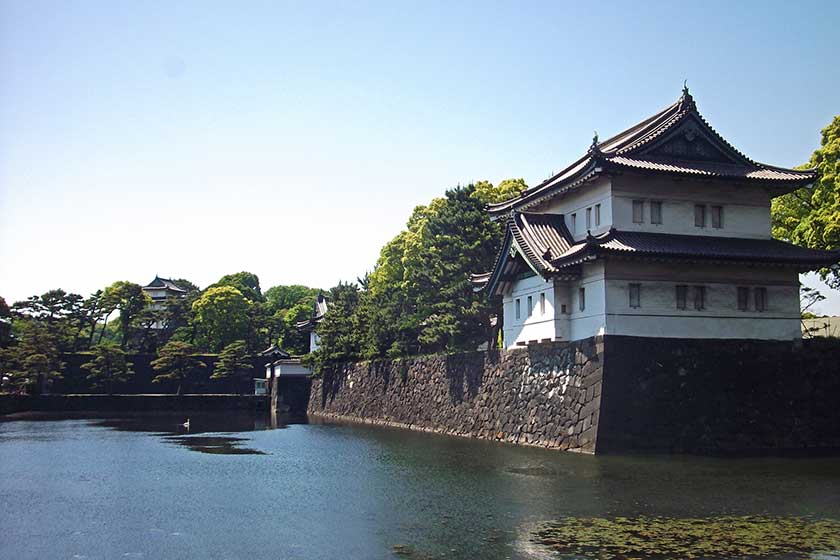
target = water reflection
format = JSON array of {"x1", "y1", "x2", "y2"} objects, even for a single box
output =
[
  {"x1": 164, "y1": 435, "x2": 267, "y2": 455},
  {"x1": 2, "y1": 414, "x2": 840, "y2": 560}
]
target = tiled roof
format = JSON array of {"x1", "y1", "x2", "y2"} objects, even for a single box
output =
[
  {"x1": 143, "y1": 276, "x2": 188, "y2": 292},
  {"x1": 510, "y1": 212, "x2": 575, "y2": 273},
  {"x1": 606, "y1": 156, "x2": 813, "y2": 181},
  {"x1": 552, "y1": 230, "x2": 840, "y2": 269},
  {"x1": 295, "y1": 294, "x2": 329, "y2": 330},
  {"x1": 488, "y1": 90, "x2": 817, "y2": 216},
  {"x1": 477, "y1": 211, "x2": 578, "y2": 294}
]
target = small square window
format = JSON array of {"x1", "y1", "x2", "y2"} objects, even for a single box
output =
[
  {"x1": 711, "y1": 205, "x2": 723, "y2": 229},
  {"x1": 527, "y1": 295, "x2": 533, "y2": 317},
  {"x1": 595, "y1": 204, "x2": 601, "y2": 227},
  {"x1": 755, "y1": 287, "x2": 767, "y2": 312},
  {"x1": 694, "y1": 205, "x2": 706, "y2": 228},
  {"x1": 629, "y1": 283, "x2": 641, "y2": 308},
  {"x1": 633, "y1": 200, "x2": 644, "y2": 223},
  {"x1": 586, "y1": 207, "x2": 592, "y2": 230},
  {"x1": 579, "y1": 287, "x2": 586, "y2": 311},
  {"x1": 561, "y1": 304, "x2": 567, "y2": 314},
  {"x1": 676, "y1": 285, "x2": 687, "y2": 310},
  {"x1": 737, "y1": 287, "x2": 749, "y2": 311},
  {"x1": 515, "y1": 298, "x2": 521, "y2": 320},
  {"x1": 694, "y1": 286, "x2": 706, "y2": 310},
  {"x1": 540, "y1": 292, "x2": 546, "y2": 315},
  {"x1": 651, "y1": 201, "x2": 662, "y2": 225}
]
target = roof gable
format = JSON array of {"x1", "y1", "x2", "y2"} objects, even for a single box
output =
[
  {"x1": 639, "y1": 114, "x2": 749, "y2": 165},
  {"x1": 488, "y1": 89, "x2": 817, "y2": 216}
]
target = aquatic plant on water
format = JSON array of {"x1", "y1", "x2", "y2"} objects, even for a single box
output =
[{"x1": 532, "y1": 515, "x2": 840, "y2": 559}]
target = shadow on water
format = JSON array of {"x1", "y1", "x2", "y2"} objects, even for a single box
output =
[{"x1": 163, "y1": 435, "x2": 267, "y2": 455}]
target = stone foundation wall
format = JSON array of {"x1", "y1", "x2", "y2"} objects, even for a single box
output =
[
  {"x1": 308, "y1": 336, "x2": 840, "y2": 455},
  {"x1": 598, "y1": 336, "x2": 840, "y2": 454},
  {"x1": 308, "y1": 338, "x2": 605, "y2": 453}
]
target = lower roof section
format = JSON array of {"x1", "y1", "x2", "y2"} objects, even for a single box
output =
[{"x1": 554, "y1": 230, "x2": 840, "y2": 270}]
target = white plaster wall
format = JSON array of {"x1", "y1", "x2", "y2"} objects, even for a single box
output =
[
  {"x1": 502, "y1": 274, "x2": 565, "y2": 348},
  {"x1": 603, "y1": 260, "x2": 801, "y2": 340},
  {"x1": 611, "y1": 174, "x2": 772, "y2": 238},
  {"x1": 530, "y1": 177, "x2": 613, "y2": 240},
  {"x1": 265, "y1": 361, "x2": 312, "y2": 378},
  {"x1": 310, "y1": 331, "x2": 321, "y2": 353},
  {"x1": 568, "y1": 261, "x2": 607, "y2": 341}
]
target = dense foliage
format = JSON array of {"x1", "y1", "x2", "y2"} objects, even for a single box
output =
[
  {"x1": 211, "y1": 340, "x2": 253, "y2": 394},
  {"x1": 772, "y1": 115, "x2": 840, "y2": 288},
  {"x1": 81, "y1": 343, "x2": 133, "y2": 394},
  {"x1": 0, "y1": 273, "x2": 321, "y2": 393},
  {"x1": 306, "y1": 179, "x2": 525, "y2": 373}
]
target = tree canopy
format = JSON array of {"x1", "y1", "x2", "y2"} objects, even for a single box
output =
[
  {"x1": 308, "y1": 179, "x2": 525, "y2": 372},
  {"x1": 772, "y1": 115, "x2": 840, "y2": 288},
  {"x1": 81, "y1": 343, "x2": 133, "y2": 394},
  {"x1": 192, "y1": 286, "x2": 252, "y2": 352}
]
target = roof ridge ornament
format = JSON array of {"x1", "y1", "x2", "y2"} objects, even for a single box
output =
[
  {"x1": 588, "y1": 130, "x2": 603, "y2": 157},
  {"x1": 679, "y1": 80, "x2": 696, "y2": 112}
]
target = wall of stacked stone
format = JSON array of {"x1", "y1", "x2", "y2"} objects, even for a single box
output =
[
  {"x1": 308, "y1": 335, "x2": 840, "y2": 455},
  {"x1": 597, "y1": 336, "x2": 840, "y2": 454},
  {"x1": 308, "y1": 337, "x2": 605, "y2": 453}
]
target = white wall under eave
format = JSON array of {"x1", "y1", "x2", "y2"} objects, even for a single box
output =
[
  {"x1": 502, "y1": 274, "x2": 558, "y2": 348},
  {"x1": 611, "y1": 174, "x2": 773, "y2": 239},
  {"x1": 568, "y1": 261, "x2": 607, "y2": 341},
  {"x1": 310, "y1": 331, "x2": 321, "y2": 353},
  {"x1": 529, "y1": 177, "x2": 613, "y2": 241},
  {"x1": 603, "y1": 260, "x2": 802, "y2": 340}
]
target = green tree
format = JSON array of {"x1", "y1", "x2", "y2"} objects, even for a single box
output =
[
  {"x1": 304, "y1": 282, "x2": 361, "y2": 373},
  {"x1": 472, "y1": 178, "x2": 527, "y2": 205},
  {"x1": 81, "y1": 343, "x2": 134, "y2": 394},
  {"x1": 151, "y1": 341, "x2": 206, "y2": 394},
  {"x1": 0, "y1": 296, "x2": 10, "y2": 348},
  {"x1": 264, "y1": 285, "x2": 319, "y2": 312},
  {"x1": 192, "y1": 286, "x2": 252, "y2": 352},
  {"x1": 408, "y1": 184, "x2": 503, "y2": 352},
  {"x1": 353, "y1": 178, "x2": 525, "y2": 358},
  {"x1": 208, "y1": 271, "x2": 264, "y2": 303},
  {"x1": 0, "y1": 319, "x2": 64, "y2": 393},
  {"x1": 772, "y1": 116, "x2": 840, "y2": 288},
  {"x1": 101, "y1": 281, "x2": 150, "y2": 349},
  {"x1": 211, "y1": 340, "x2": 253, "y2": 394}
]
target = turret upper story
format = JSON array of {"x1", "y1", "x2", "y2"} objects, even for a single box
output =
[
  {"x1": 529, "y1": 173, "x2": 774, "y2": 241},
  {"x1": 488, "y1": 88, "x2": 816, "y2": 243}
]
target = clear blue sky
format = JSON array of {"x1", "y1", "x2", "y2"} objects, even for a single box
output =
[{"x1": 1, "y1": 1, "x2": 838, "y2": 312}]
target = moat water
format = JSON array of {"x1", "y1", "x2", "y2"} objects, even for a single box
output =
[{"x1": 1, "y1": 413, "x2": 839, "y2": 560}]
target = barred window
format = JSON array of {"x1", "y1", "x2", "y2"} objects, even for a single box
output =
[
  {"x1": 711, "y1": 205, "x2": 724, "y2": 229},
  {"x1": 737, "y1": 287, "x2": 749, "y2": 311},
  {"x1": 755, "y1": 287, "x2": 767, "y2": 312},
  {"x1": 595, "y1": 204, "x2": 601, "y2": 226},
  {"x1": 629, "y1": 283, "x2": 641, "y2": 308},
  {"x1": 515, "y1": 298, "x2": 521, "y2": 320},
  {"x1": 540, "y1": 292, "x2": 546, "y2": 315},
  {"x1": 571, "y1": 213, "x2": 577, "y2": 233},
  {"x1": 586, "y1": 207, "x2": 592, "y2": 229},
  {"x1": 579, "y1": 287, "x2": 586, "y2": 311},
  {"x1": 527, "y1": 295, "x2": 533, "y2": 317},
  {"x1": 651, "y1": 201, "x2": 663, "y2": 224},
  {"x1": 694, "y1": 205, "x2": 706, "y2": 227},
  {"x1": 694, "y1": 285, "x2": 706, "y2": 310},
  {"x1": 676, "y1": 285, "x2": 687, "y2": 310},
  {"x1": 633, "y1": 200, "x2": 644, "y2": 223}
]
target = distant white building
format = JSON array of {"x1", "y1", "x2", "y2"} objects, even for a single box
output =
[
  {"x1": 474, "y1": 89, "x2": 839, "y2": 348},
  {"x1": 142, "y1": 276, "x2": 188, "y2": 329},
  {"x1": 295, "y1": 293, "x2": 329, "y2": 353}
]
